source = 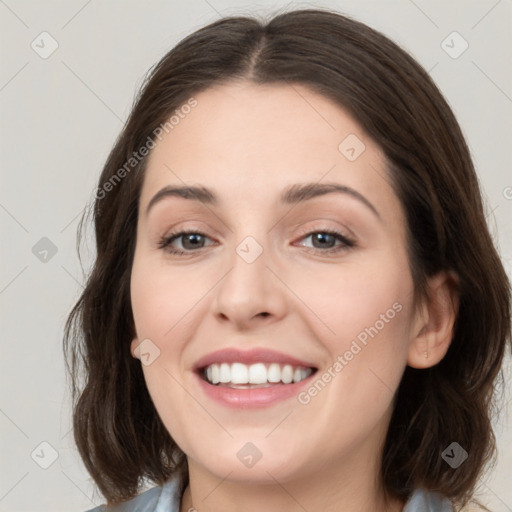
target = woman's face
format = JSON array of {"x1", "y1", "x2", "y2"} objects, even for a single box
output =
[{"x1": 130, "y1": 81, "x2": 420, "y2": 485}]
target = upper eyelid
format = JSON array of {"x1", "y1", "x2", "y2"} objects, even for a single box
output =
[
  {"x1": 159, "y1": 217, "x2": 355, "y2": 237},
  {"x1": 161, "y1": 223, "x2": 353, "y2": 240},
  {"x1": 161, "y1": 226, "x2": 355, "y2": 250}
]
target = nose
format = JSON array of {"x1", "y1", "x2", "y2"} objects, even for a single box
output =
[{"x1": 211, "y1": 236, "x2": 289, "y2": 330}]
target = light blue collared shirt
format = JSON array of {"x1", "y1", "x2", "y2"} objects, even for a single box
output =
[{"x1": 85, "y1": 476, "x2": 453, "y2": 511}]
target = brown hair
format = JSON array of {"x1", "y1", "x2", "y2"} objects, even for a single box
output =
[{"x1": 63, "y1": 7, "x2": 511, "y2": 509}]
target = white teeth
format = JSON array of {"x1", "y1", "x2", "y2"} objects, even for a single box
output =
[
  {"x1": 231, "y1": 362, "x2": 248, "y2": 384},
  {"x1": 281, "y1": 364, "x2": 293, "y2": 384},
  {"x1": 267, "y1": 363, "x2": 281, "y2": 383},
  {"x1": 211, "y1": 364, "x2": 220, "y2": 385},
  {"x1": 248, "y1": 363, "x2": 267, "y2": 384},
  {"x1": 202, "y1": 362, "x2": 313, "y2": 386},
  {"x1": 219, "y1": 363, "x2": 230, "y2": 383}
]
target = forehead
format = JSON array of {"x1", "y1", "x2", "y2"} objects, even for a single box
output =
[{"x1": 140, "y1": 81, "x2": 394, "y2": 213}]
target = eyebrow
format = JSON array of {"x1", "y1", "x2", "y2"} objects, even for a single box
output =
[{"x1": 145, "y1": 182, "x2": 381, "y2": 220}]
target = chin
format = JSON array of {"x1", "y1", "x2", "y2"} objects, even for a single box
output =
[{"x1": 187, "y1": 442, "x2": 309, "y2": 484}]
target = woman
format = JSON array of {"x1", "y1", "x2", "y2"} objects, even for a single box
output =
[{"x1": 64, "y1": 8, "x2": 511, "y2": 512}]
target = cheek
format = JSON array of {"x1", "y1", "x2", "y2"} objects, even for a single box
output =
[
  {"x1": 130, "y1": 254, "x2": 207, "y2": 343},
  {"x1": 303, "y1": 257, "x2": 413, "y2": 409},
  {"x1": 296, "y1": 254, "x2": 412, "y2": 355},
  {"x1": 290, "y1": 282, "x2": 412, "y2": 464},
  {"x1": 130, "y1": 255, "x2": 207, "y2": 451},
  {"x1": 291, "y1": 253, "x2": 414, "y2": 432}
]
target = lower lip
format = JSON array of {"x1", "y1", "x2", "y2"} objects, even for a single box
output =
[{"x1": 194, "y1": 371, "x2": 316, "y2": 409}]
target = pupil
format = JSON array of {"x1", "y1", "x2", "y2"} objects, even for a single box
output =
[
  {"x1": 184, "y1": 234, "x2": 203, "y2": 249},
  {"x1": 314, "y1": 233, "x2": 333, "y2": 248}
]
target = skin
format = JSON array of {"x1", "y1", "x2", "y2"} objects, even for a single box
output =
[{"x1": 129, "y1": 81, "x2": 458, "y2": 512}]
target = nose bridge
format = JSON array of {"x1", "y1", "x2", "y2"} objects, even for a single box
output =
[
  {"x1": 229, "y1": 209, "x2": 274, "y2": 273},
  {"x1": 227, "y1": 230, "x2": 271, "y2": 298},
  {"x1": 212, "y1": 223, "x2": 287, "y2": 325}
]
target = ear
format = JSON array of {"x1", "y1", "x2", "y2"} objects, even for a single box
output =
[
  {"x1": 407, "y1": 271, "x2": 459, "y2": 369},
  {"x1": 130, "y1": 337, "x2": 141, "y2": 359},
  {"x1": 129, "y1": 315, "x2": 141, "y2": 359}
]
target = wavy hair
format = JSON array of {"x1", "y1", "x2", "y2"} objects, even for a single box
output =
[{"x1": 63, "y1": 8, "x2": 511, "y2": 509}]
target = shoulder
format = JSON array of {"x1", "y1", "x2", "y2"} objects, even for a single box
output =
[
  {"x1": 83, "y1": 485, "x2": 163, "y2": 512},
  {"x1": 403, "y1": 488, "x2": 454, "y2": 512},
  {"x1": 404, "y1": 488, "x2": 489, "y2": 512},
  {"x1": 83, "y1": 476, "x2": 182, "y2": 512}
]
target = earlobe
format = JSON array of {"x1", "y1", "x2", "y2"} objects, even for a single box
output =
[
  {"x1": 407, "y1": 271, "x2": 459, "y2": 369},
  {"x1": 130, "y1": 338, "x2": 141, "y2": 359}
]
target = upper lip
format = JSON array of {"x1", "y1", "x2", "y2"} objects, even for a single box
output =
[{"x1": 193, "y1": 348, "x2": 317, "y2": 371}]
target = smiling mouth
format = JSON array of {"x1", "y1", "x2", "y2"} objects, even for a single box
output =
[{"x1": 199, "y1": 362, "x2": 317, "y2": 388}]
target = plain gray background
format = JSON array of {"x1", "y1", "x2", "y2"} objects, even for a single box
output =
[{"x1": 0, "y1": 1, "x2": 511, "y2": 510}]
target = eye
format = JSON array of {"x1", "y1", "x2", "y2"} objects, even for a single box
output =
[
  {"x1": 158, "y1": 230, "x2": 215, "y2": 255},
  {"x1": 295, "y1": 229, "x2": 355, "y2": 254},
  {"x1": 158, "y1": 228, "x2": 355, "y2": 256}
]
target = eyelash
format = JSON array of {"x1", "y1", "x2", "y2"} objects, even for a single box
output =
[{"x1": 157, "y1": 228, "x2": 356, "y2": 256}]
